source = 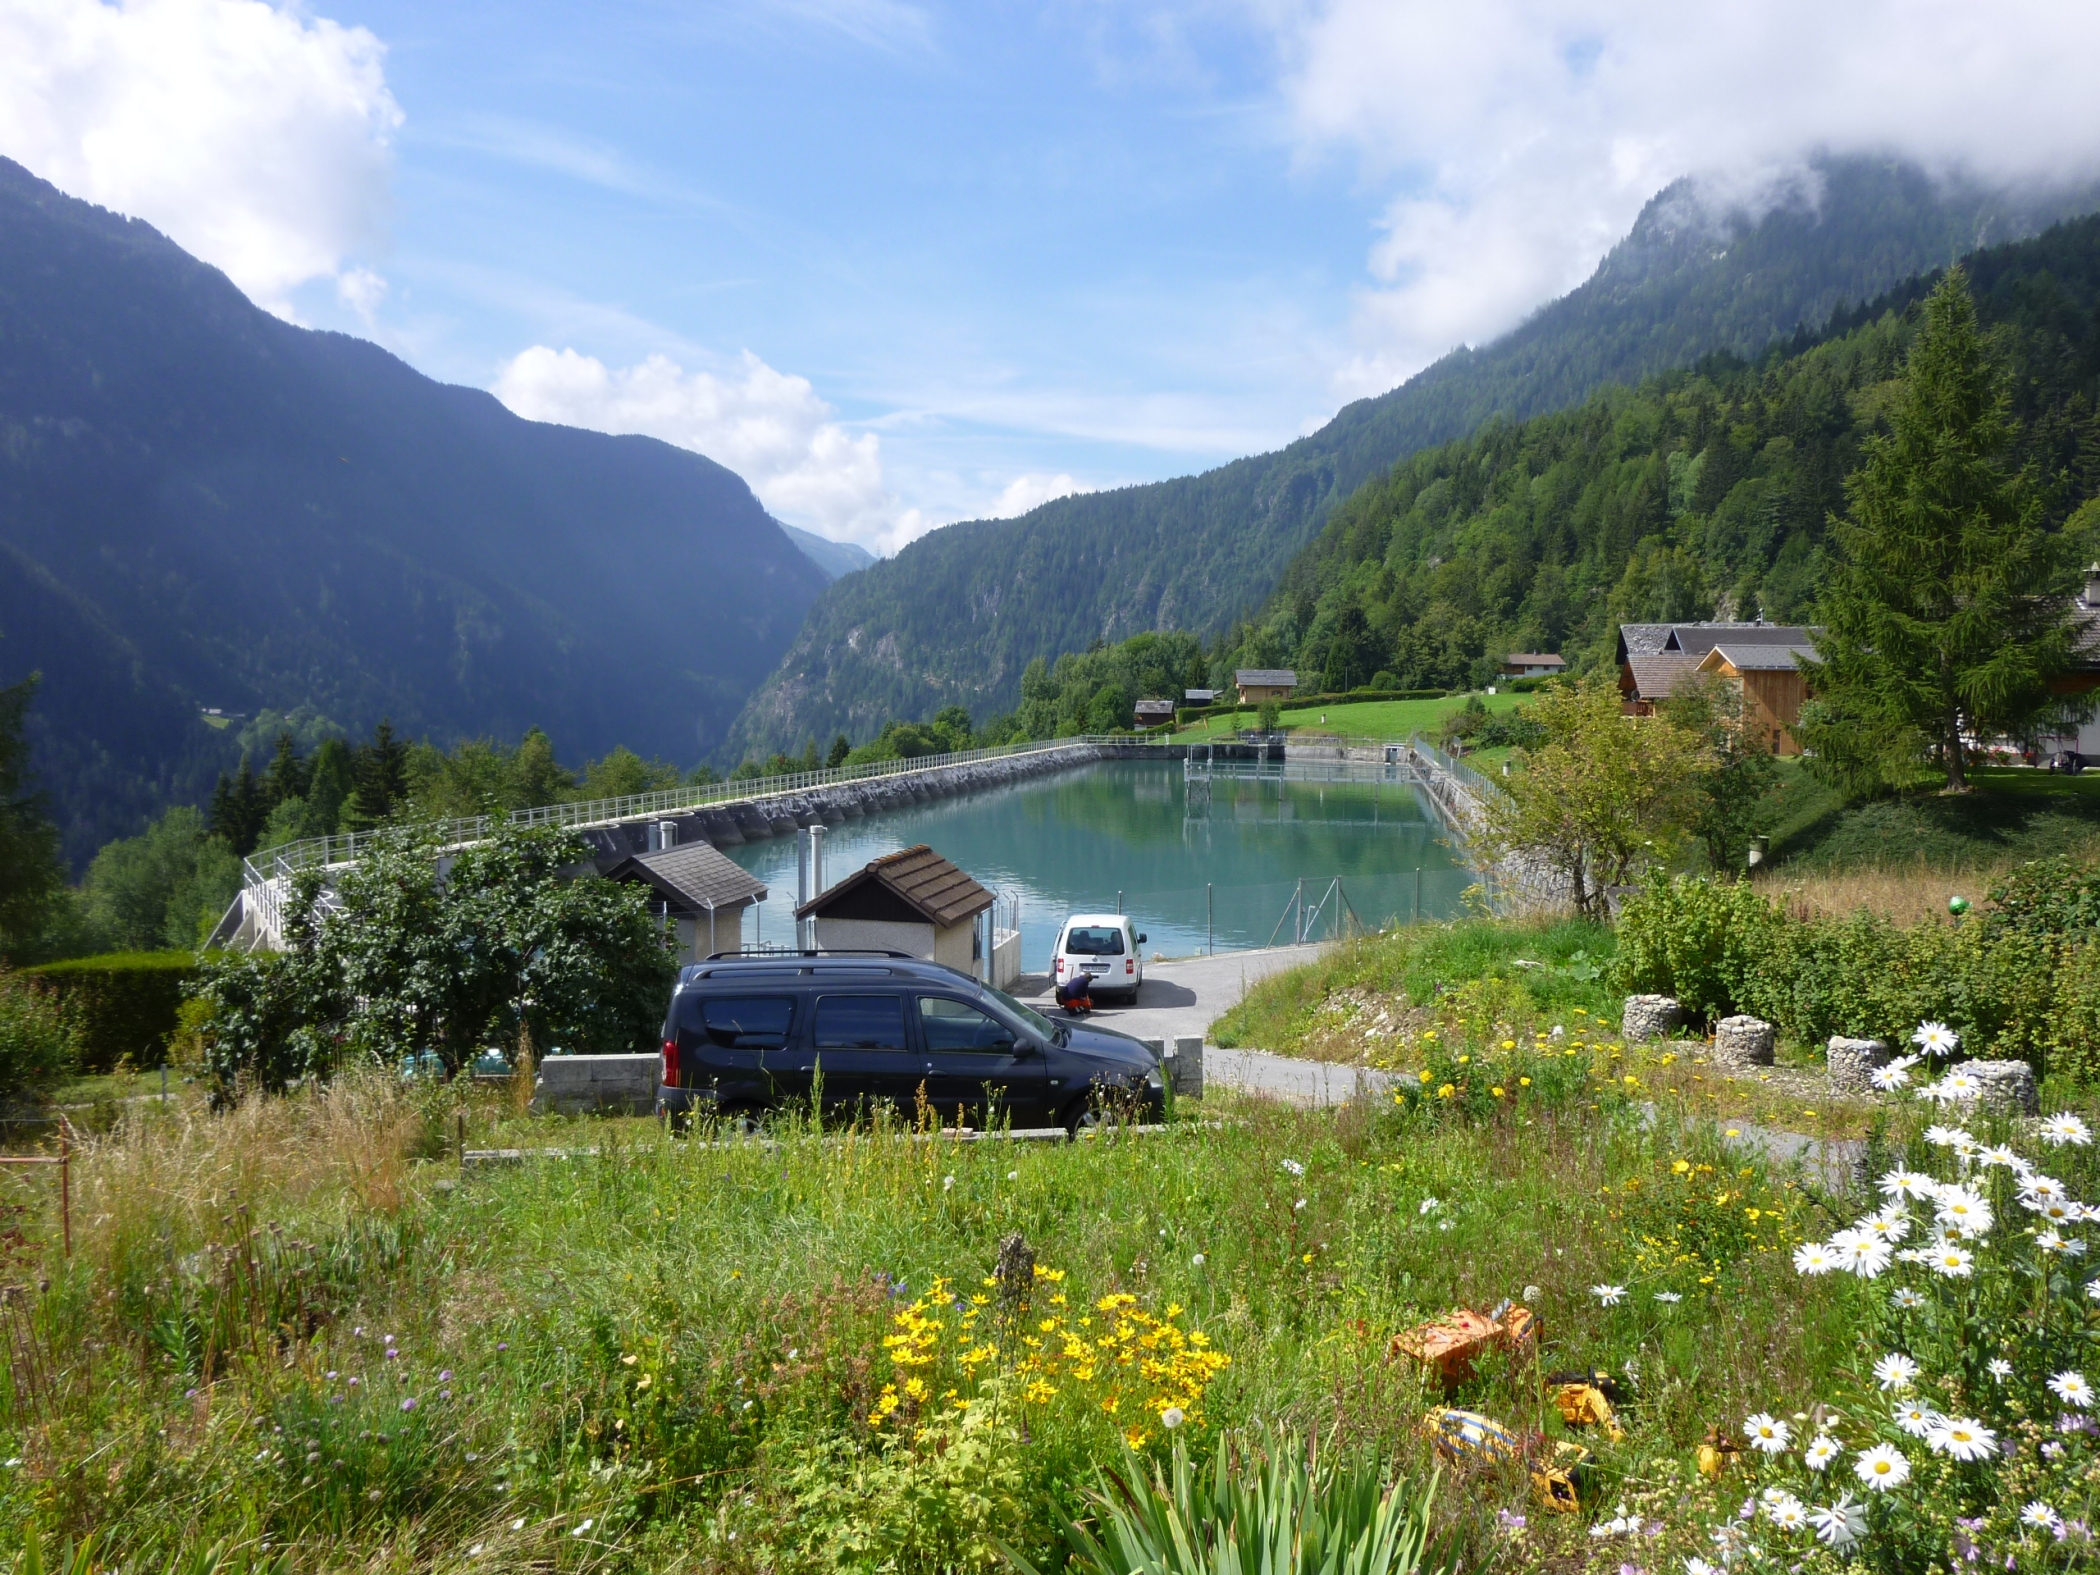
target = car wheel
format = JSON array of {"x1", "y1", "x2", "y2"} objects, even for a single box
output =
[{"x1": 1062, "y1": 1097, "x2": 1110, "y2": 1139}]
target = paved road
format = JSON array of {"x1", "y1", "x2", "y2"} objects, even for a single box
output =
[{"x1": 1011, "y1": 943, "x2": 1330, "y2": 1043}]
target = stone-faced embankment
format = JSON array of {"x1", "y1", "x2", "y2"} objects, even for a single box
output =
[{"x1": 574, "y1": 742, "x2": 1111, "y2": 863}]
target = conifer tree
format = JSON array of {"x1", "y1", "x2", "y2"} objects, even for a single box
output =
[{"x1": 1799, "y1": 268, "x2": 2090, "y2": 793}]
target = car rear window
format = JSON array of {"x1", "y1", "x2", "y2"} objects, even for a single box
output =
[
  {"x1": 813, "y1": 994, "x2": 910, "y2": 1050},
  {"x1": 1064, "y1": 926, "x2": 1125, "y2": 955},
  {"x1": 683, "y1": 996, "x2": 795, "y2": 1048}
]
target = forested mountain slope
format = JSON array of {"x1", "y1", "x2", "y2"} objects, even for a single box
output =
[
  {"x1": 729, "y1": 157, "x2": 2098, "y2": 756},
  {"x1": 0, "y1": 160, "x2": 828, "y2": 864},
  {"x1": 1234, "y1": 217, "x2": 2100, "y2": 694}
]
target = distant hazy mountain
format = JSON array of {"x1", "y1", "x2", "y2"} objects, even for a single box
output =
[
  {"x1": 0, "y1": 159, "x2": 829, "y2": 864},
  {"x1": 781, "y1": 524, "x2": 877, "y2": 580},
  {"x1": 727, "y1": 156, "x2": 2100, "y2": 759}
]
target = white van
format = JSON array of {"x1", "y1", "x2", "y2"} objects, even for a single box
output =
[{"x1": 1052, "y1": 914, "x2": 1147, "y2": 1001}]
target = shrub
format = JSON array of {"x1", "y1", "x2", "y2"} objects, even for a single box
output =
[
  {"x1": 22, "y1": 950, "x2": 196, "y2": 1072},
  {"x1": 0, "y1": 967, "x2": 78, "y2": 1097},
  {"x1": 1611, "y1": 873, "x2": 1779, "y2": 1024}
]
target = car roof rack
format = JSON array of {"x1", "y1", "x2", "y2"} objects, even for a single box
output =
[{"x1": 700, "y1": 949, "x2": 917, "y2": 962}]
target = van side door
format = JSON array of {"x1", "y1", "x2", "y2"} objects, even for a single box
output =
[
  {"x1": 915, "y1": 994, "x2": 1050, "y2": 1129},
  {"x1": 686, "y1": 994, "x2": 803, "y2": 1109},
  {"x1": 810, "y1": 992, "x2": 918, "y2": 1119}
]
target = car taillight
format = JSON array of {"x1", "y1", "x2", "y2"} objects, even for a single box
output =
[
  {"x1": 662, "y1": 1038, "x2": 680, "y2": 1085},
  {"x1": 1054, "y1": 958, "x2": 1064, "y2": 974},
  {"x1": 1126, "y1": 958, "x2": 1134, "y2": 974}
]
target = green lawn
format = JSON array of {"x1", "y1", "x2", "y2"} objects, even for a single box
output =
[
  {"x1": 1763, "y1": 760, "x2": 2100, "y2": 871},
  {"x1": 1171, "y1": 691, "x2": 1531, "y2": 743}
]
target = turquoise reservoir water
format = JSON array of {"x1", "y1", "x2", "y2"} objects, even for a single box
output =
[{"x1": 720, "y1": 760, "x2": 1474, "y2": 968}]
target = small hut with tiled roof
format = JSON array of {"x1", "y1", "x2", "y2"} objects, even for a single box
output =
[
  {"x1": 603, "y1": 841, "x2": 768, "y2": 963},
  {"x1": 794, "y1": 844, "x2": 994, "y2": 972}
]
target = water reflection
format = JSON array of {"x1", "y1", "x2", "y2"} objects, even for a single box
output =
[{"x1": 720, "y1": 760, "x2": 1473, "y2": 967}]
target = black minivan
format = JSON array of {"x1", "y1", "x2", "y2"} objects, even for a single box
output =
[{"x1": 655, "y1": 954, "x2": 1165, "y2": 1134}]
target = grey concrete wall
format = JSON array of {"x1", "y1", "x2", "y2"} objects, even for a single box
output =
[{"x1": 532, "y1": 1053, "x2": 659, "y2": 1115}]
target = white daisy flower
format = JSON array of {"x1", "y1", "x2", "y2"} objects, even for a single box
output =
[
  {"x1": 2020, "y1": 1173, "x2": 2070, "y2": 1203},
  {"x1": 1417, "y1": 1196, "x2": 1442, "y2": 1214},
  {"x1": 1745, "y1": 1412, "x2": 1792, "y2": 1454},
  {"x1": 1684, "y1": 1560, "x2": 1722, "y2": 1575},
  {"x1": 1933, "y1": 1070, "x2": 1983, "y2": 1103},
  {"x1": 1794, "y1": 1241, "x2": 1839, "y2": 1275},
  {"x1": 1860, "y1": 1208, "x2": 1911, "y2": 1243},
  {"x1": 1893, "y1": 1401, "x2": 1941, "y2": 1437},
  {"x1": 1855, "y1": 1443, "x2": 1911, "y2": 1490},
  {"x1": 1891, "y1": 1287, "x2": 1926, "y2": 1310},
  {"x1": 2088, "y1": 1278, "x2": 2100, "y2": 1302},
  {"x1": 2039, "y1": 1113, "x2": 2093, "y2": 1147},
  {"x1": 2024, "y1": 1195, "x2": 2079, "y2": 1225},
  {"x1": 2022, "y1": 1501, "x2": 2064, "y2": 1533},
  {"x1": 1912, "y1": 1021, "x2": 1960, "y2": 1057},
  {"x1": 1879, "y1": 1168, "x2": 1939, "y2": 1199},
  {"x1": 1869, "y1": 1059, "x2": 1915, "y2": 1092},
  {"x1": 1803, "y1": 1435, "x2": 1841, "y2": 1470},
  {"x1": 1873, "y1": 1353, "x2": 1920, "y2": 1391},
  {"x1": 1926, "y1": 1416, "x2": 1996, "y2": 1461},
  {"x1": 2048, "y1": 1370, "x2": 2093, "y2": 1408},
  {"x1": 1978, "y1": 1143, "x2": 2023, "y2": 1169},
  {"x1": 1764, "y1": 1494, "x2": 1809, "y2": 1532},
  {"x1": 1808, "y1": 1496, "x2": 1866, "y2": 1550},
  {"x1": 1591, "y1": 1283, "x2": 1626, "y2": 1306},
  {"x1": 1836, "y1": 1233, "x2": 1893, "y2": 1278},
  {"x1": 1988, "y1": 1358, "x2": 2013, "y2": 1380},
  {"x1": 1653, "y1": 1291, "x2": 1683, "y2": 1303},
  {"x1": 2037, "y1": 1229, "x2": 2072, "y2": 1254},
  {"x1": 1935, "y1": 1187, "x2": 1993, "y2": 1238},
  {"x1": 1281, "y1": 1159, "x2": 1305, "y2": 1176},
  {"x1": 1922, "y1": 1125, "x2": 1971, "y2": 1149}
]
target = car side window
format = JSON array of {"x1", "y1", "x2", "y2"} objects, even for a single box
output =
[
  {"x1": 917, "y1": 997, "x2": 1016, "y2": 1054},
  {"x1": 813, "y1": 994, "x2": 910, "y2": 1051},
  {"x1": 692, "y1": 996, "x2": 794, "y2": 1049}
]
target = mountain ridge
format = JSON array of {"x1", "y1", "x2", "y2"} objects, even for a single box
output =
[
  {"x1": 0, "y1": 158, "x2": 829, "y2": 864},
  {"x1": 726, "y1": 156, "x2": 2100, "y2": 758}
]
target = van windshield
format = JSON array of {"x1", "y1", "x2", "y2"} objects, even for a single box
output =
[
  {"x1": 1064, "y1": 926, "x2": 1125, "y2": 956},
  {"x1": 987, "y1": 986, "x2": 1066, "y2": 1047}
]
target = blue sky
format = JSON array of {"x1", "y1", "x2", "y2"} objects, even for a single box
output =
[
  {"x1": 309, "y1": 1, "x2": 1377, "y2": 545},
  {"x1": 7, "y1": 1, "x2": 2100, "y2": 553}
]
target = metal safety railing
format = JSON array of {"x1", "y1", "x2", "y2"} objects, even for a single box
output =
[{"x1": 230, "y1": 734, "x2": 1189, "y2": 951}]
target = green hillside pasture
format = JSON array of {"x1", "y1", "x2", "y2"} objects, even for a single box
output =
[
  {"x1": 1767, "y1": 766, "x2": 2100, "y2": 871},
  {"x1": 1172, "y1": 691, "x2": 1530, "y2": 743}
]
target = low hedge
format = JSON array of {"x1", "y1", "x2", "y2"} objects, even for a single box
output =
[
  {"x1": 23, "y1": 950, "x2": 199, "y2": 1072},
  {"x1": 1610, "y1": 866, "x2": 2099, "y2": 1081}
]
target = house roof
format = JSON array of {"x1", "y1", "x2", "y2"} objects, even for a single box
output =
[
  {"x1": 604, "y1": 842, "x2": 767, "y2": 916},
  {"x1": 1134, "y1": 698, "x2": 1176, "y2": 713},
  {"x1": 1184, "y1": 688, "x2": 1218, "y2": 701},
  {"x1": 1623, "y1": 652, "x2": 1702, "y2": 701},
  {"x1": 1700, "y1": 643, "x2": 1817, "y2": 673},
  {"x1": 1503, "y1": 653, "x2": 1566, "y2": 667},
  {"x1": 795, "y1": 843, "x2": 993, "y2": 927},
  {"x1": 1235, "y1": 669, "x2": 1298, "y2": 686},
  {"x1": 1616, "y1": 621, "x2": 1819, "y2": 663}
]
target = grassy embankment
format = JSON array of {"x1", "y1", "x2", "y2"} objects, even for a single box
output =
[
  {"x1": 1169, "y1": 692, "x2": 1530, "y2": 745},
  {"x1": 2, "y1": 1038, "x2": 1943, "y2": 1573}
]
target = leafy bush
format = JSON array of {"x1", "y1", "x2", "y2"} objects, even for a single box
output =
[
  {"x1": 0, "y1": 968, "x2": 78, "y2": 1097},
  {"x1": 1611, "y1": 870, "x2": 2070, "y2": 1068},
  {"x1": 22, "y1": 951, "x2": 196, "y2": 1072}
]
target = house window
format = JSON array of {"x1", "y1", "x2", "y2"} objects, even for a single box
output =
[{"x1": 1772, "y1": 728, "x2": 1782, "y2": 753}]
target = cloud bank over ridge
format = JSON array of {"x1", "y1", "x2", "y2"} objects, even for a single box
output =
[{"x1": 1266, "y1": 0, "x2": 2100, "y2": 397}]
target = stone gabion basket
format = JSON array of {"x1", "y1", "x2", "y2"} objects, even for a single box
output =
[
  {"x1": 1825, "y1": 1036, "x2": 1890, "y2": 1095},
  {"x1": 1621, "y1": 995, "x2": 1685, "y2": 1042},
  {"x1": 1953, "y1": 1059, "x2": 2041, "y2": 1116},
  {"x1": 1712, "y1": 1015, "x2": 1776, "y2": 1070}
]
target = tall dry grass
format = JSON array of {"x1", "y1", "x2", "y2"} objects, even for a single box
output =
[
  {"x1": 1753, "y1": 859, "x2": 2007, "y2": 926},
  {"x1": 69, "y1": 1070, "x2": 427, "y2": 1278}
]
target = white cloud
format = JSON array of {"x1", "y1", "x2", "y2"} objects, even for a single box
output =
[
  {"x1": 988, "y1": 473, "x2": 1091, "y2": 519},
  {"x1": 0, "y1": 0, "x2": 402, "y2": 317},
  {"x1": 1263, "y1": 0, "x2": 2100, "y2": 396},
  {"x1": 494, "y1": 346, "x2": 933, "y2": 554}
]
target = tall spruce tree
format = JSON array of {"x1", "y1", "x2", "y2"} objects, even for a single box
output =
[{"x1": 1798, "y1": 268, "x2": 2089, "y2": 793}]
